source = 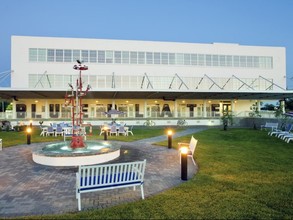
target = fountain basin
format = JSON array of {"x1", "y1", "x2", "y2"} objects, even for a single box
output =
[{"x1": 32, "y1": 141, "x2": 121, "y2": 167}]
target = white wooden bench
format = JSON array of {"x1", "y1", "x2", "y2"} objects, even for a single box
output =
[
  {"x1": 178, "y1": 135, "x2": 198, "y2": 165},
  {"x1": 76, "y1": 159, "x2": 147, "y2": 211},
  {"x1": 260, "y1": 122, "x2": 278, "y2": 131}
]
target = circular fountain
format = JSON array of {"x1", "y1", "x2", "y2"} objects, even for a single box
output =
[
  {"x1": 32, "y1": 61, "x2": 121, "y2": 167},
  {"x1": 32, "y1": 141, "x2": 120, "y2": 167}
]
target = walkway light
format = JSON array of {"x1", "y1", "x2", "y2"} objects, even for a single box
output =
[
  {"x1": 26, "y1": 127, "x2": 32, "y2": 145},
  {"x1": 29, "y1": 120, "x2": 33, "y2": 128},
  {"x1": 167, "y1": 130, "x2": 173, "y2": 149},
  {"x1": 180, "y1": 146, "x2": 188, "y2": 180}
]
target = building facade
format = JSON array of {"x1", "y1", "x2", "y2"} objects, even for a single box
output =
[{"x1": 1, "y1": 35, "x2": 291, "y2": 125}]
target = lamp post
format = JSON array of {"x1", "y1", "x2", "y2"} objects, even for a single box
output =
[
  {"x1": 180, "y1": 146, "x2": 188, "y2": 180},
  {"x1": 29, "y1": 120, "x2": 32, "y2": 128},
  {"x1": 103, "y1": 126, "x2": 108, "y2": 141},
  {"x1": 26, "y1": 127, "x2": 32, "y2": 145},
  {"x1": 167, "y1": 130, "x2": 173, "y2": 149}
]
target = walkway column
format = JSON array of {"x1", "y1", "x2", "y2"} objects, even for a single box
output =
[
  {"x1": 45, "y1": 100, "x2": 49, "y2": 119},
  {"x1": 144, "y1": 100, "x2": 147, "y2": 118},
  {"x1": 203, "y1": 100, "x2": 207, "y2": 118},
  {"x1": 112, "y1": 100, "x2": 115, "y2": 109},
  {"x1": 280, "y1": 100, "x2": 285, "y2": 113},
  {"x1": 174, "y1": 100, "x2": 178, "y2": 117},
  {"x1": 12, "y1": 101, "x2": 16, "y2": 119}
]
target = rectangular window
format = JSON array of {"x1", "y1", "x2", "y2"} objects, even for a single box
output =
[
  {"x1": 130, "y1": 51, "x2": 138, "y2": 64},
  {"x1": 184, "y1": 54, "x2": 191, "y2": 65},
  {"x1": 253, "y1": 56, "x2": 259, "y2": 68},
  {"x1": 161, "y1": 53, "x2": 168, "y2": 64},
  {"x1": 98, "y1": 50, "x2": 105, "y2": 63},
  {"x1": 226, "y1": 55, "x2": 232, "y2": 66},
  {"x1": 176, "y1": 53, "x2": 184, "y2": 65},
  {"x1": 64, "y1": 50, "x2": 72, "y2": 62},
  {"x1": 191, "y1": 54, "x2": 197, "y2": 65},
  {"x1": 212, "y1": 55, "x2": 219, "y2": 66},
  {"x1": 122, "y1": 51, "x2": 129, "y2": 64},
  {"x1": 247, "y1": 56, "x2": 253, "y2": 67},
  {"x1": 146, "y1": 52, "x2": 153, "y2": 64},
  {"x1": 73, "y1": 50, "x2": 80, "y2": 62},
  {"x1": 154, "y1": 52, "x2": 161, "y2": 64},
  {"x1": 56, "y1": 49, "x2": 63, "y2": 62},
  {"x1": 240, "y1": 56, "x2": 246, "y2": 67},
  {"x1": 81, "y1": 50, "x2": 89, "y2": 62},
  {"x1": 47, "y1": 49, "x2": 55, "y2": 62},
  {"x1": 106, "y1": 50, "x2": 113, "y2": 63},
  {"x1": 206, "y1": 54, "x2": 212, "y2": 66},
  {"x1": 138, "y1": 52, "x2": 145, "y2": 64},
  {"x1": 114, "y1": 51, "x2": 122, "y2": 64},
  {"x1": 198, "y1": 54, "x2": 204, "y2": 66},
  {"x1": 169, "y1": 53, "x2": 175, "y2": 65},
  {"x1": 219, "y1": 55, "x2": 225, "y2": 66},
  {"x1": 233, "y1": 56, "x2": 240, "y2": 67},
  {"x1": 29, "y1": 48, "x2": 38, "y2": 62},
  {"x1": 38, "y1": 49, "x2": 46, "y2": 62},
  {"x1": 89, "y1": 50, "x2": 97, "y2": 63}
]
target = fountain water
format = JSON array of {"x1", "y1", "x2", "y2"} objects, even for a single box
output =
[{"x1": 32, "y1": 61, "x2": 121, "y2": 166}]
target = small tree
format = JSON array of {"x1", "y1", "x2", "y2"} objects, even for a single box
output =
[
  {"x1": 221, "y1": 110, "x2": 233, "y2": 131},
  {"x1": 249, "y1": 103, "x2": 261, "y2": 129}
]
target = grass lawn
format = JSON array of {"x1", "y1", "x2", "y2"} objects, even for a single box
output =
[{"x1": 2, "y1": 127, "x2": 293, "y2": 219}]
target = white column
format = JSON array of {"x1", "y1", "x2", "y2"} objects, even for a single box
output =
[
  {"x1": 12, "y1": 101, "x2": 16, "y2": 119},
  {"x1": 45, "y1": 100, "x2": 49, "y2": 119},
  {"x1": 112, "y1": 100, "x2": 115, "y2": 109},
  {"x1": 203, "y1": 100, "x2": 207, "y2": 117},
  {"x1": 281, "y1": 100, "x2": 285, "y2": 113},
  {"x1": 174, "y1": 100, "x2": 178, "y2": 117},
  {"x1": 144, "y1": 100, "x2": 147, "y2": 118}
]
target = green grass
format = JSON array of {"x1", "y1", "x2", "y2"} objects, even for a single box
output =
[
  {"x1": 3, "y1": 127, "x2": 293, "y2": 219},
  {"x1": 0, "y1": 126, "x2": 184, "y2": 148}
]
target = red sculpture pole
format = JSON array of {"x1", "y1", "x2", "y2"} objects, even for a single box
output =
[{"x1": 66, "y1": 60, "x2": 90, "y2": 149}]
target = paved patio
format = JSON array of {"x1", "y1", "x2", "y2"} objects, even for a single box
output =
[{"x1": 0, "y1": 127, "x2": 205, "y2": 218}]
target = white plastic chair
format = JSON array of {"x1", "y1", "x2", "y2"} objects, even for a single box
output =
[
  {"x1": 55, "y1": 126, "x2": 64, "y2": 136},
  {"x1": 109, "y1": 125, "x2": 117, "y2": 136},
  {"x1": 179, "y1": 136, "x2": 198, "y2": 166},
  {"x1": 127, "y1": 125, "x2": 134, "y2": 136},
  {"x1": 46, "y1": 126, "x2": 55, "y2": 136},
  {"x1": 118, "y1": 126, "x2": 126, "y2": 136}
]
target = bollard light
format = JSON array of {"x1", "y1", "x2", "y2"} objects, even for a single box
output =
[
  {"x1": 26, "y1": 127, "x2": 32, "y2": 145},
  {"x1": 103, "y1": 126, "x2": 108, "y2": 141},
  {"x1": 167, "y1": 130, "x2": 173, "y2": 149},
  {"x1": 180, "y1": 146, "x2": 188, "y2": 180},
  {"x1": 29, "y1": 120, "x2": 33, "y2": 128}
]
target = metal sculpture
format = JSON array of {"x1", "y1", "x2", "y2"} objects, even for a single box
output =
[{"x1": 65, "y1": 60, "x2": 91, "y2": 148}]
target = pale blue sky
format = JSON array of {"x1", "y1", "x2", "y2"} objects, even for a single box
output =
[{"x1": 1, "y1": 0, "x2": 293, "y2": 88}]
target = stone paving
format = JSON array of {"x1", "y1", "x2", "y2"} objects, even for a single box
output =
[{"x1": 0, "y1": 127, "x2": 205, "y2": 218}]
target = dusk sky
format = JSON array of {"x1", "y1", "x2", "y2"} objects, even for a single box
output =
[{"x1": 1, "y1": 0, "x2": 293, "y2": 88}]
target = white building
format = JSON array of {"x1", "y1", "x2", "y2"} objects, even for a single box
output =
[{"x1": 0, "y1": 35, "x2": 291, "y2": 125}]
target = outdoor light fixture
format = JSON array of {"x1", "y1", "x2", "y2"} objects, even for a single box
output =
[
  {"x1": 167, "y1": 130, "x2": 173, "y2": 149},
  {"x1": 29, "y1": 120, "x2": 32, "y2": 128},
  {"x1": 103, "y1": 126, "x2": 108, "y2": 141},
  {"x1": 26, "y1": 127, "x2": 32, "y2": 145},
  {"x1": 180, "y1": 146, "x2": 188, "y2": 180}
]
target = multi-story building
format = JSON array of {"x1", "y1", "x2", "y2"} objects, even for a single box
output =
[{"x1": 0, "y1": 35, "x2": 291, "y2": 125}]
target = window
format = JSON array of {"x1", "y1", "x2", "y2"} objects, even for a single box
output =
[
  {"x1": 240, "y1": 56, "x2": 246, "y2": 67},
  {"x1": 176, "y1": 53, "x2": 184, "y2": 65},
  {"x1": 247, "y1": 56, "x2": 253, "y2": 67},
  {"x1": 198, "y1": 54, "x2": 204, "y2": 66},
  {"x1": 122, "y1": 51, "x2": 129, "y2": 64},
  {"x1": 81, "y1": 50, "x2": 89, "y2": 62},
  {"x1": 29, "y1": 48, "x2": 38, "y2": 61},
  {"x1": 154, "y1": 52, "x2": 160, "y2": 64},
  {"x1": 73, "y1": 50, "x2": 80, "y2": 62},
  {"x1": 219, "y1": 55, "x2": 225, "y2": 66},
  {"x1": 206, "y1": 54, "x2": 212, "y2": 66},
  {"x1": 138, "y1": 52, "x2": 145, "y2": 64},
  {"x1": 64, "y1": 50, "x2": 72, "y2": 62},
  {"x1": 146, "y1": 52, "x2": 153, "y2": 64},
  {"x1": 130, "y1": 51, "x2": 137, "y2": 64},
  {"x1": 56, "y1": 49, "x2": 63, "y2": 62},
  {"x1": 38, "y1": 49, "x2": 46, "y2": 62},
  {"x1": 191, "y1": 54, "x2": 197, "y2": 65},
  {"x1": 98, "y1": 50, "x2": 105, "y2": 63},
  {"x1": 89, "y1": 50, "x2": 97, "y2": 63},
  {"x1": 161, "y1": 53, "x2": 168, "y2": 65},
  {"x1": 233, "y1": 56, "x2": 240, "y2": 67},
  {"x1": 226, "y1": 55, "x2": 232, "y2": 67},
  {"x1": 184, "y1": 54, "x2": 190, "y2": 65},
  {"x1": 47, "y1": 49, "x2": 55, "y2": 62},
  {"x1": 169, "y1": 53, "x2": 175, "y2": 65},
  {"x1": 212, "y1": 55, "x2": 219, "y2": 66},
  {"x1": 114, "y1": 51, "x2": 121, "y2": 64},
  {"x1": 106, "y1": 50, "x2": 113, "y2": 63}
]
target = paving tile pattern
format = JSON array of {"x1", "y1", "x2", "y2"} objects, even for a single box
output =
[{"x1": 0, "y1": 127, "x2": 205, "y2": 217}]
